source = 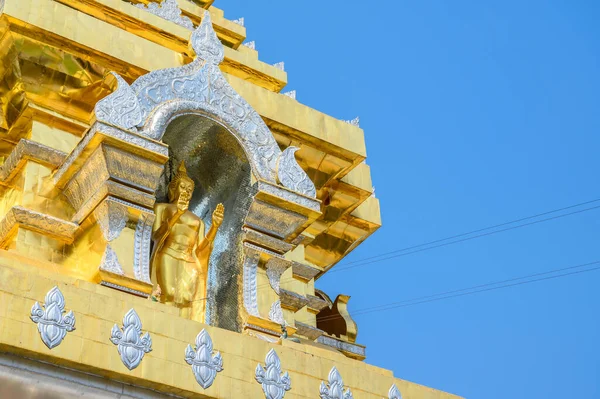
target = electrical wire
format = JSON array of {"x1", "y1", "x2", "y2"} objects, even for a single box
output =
[
  {"x1": 313, "y1": 260, "x2": 600, "y2": 324},
  {"x1": 256, "y1": 198, "x2": 600, "y2": 290},
  {"x1": 327, "y1": 204, "x2": 600, "y2": 274},
  {"x1": 336, "y1": 198, "x2": 600, "y2": 268}
]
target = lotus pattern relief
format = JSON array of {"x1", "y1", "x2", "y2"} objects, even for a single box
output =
[
  {"x1": 184, "y1": 329, "x2": 223, "y2": 389},
  {"x1": 255, "y1": 349, "x2": 291, "y2": 399},
  {"x1": 30, "y1": 286, "x2": 76, "y2": 349},
  {"x1": 110, "y1": 309, "x2": 152, "y2": 370},
  {"x1": 320, "y1": 366, "x2": 353, "y2": 399}
]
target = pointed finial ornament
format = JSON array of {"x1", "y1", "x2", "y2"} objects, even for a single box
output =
[
  {"x1": 191, "y1": 11, "x2": 224, "y2": 65},
  {"x1": 273, "y1": 62, "x2": 285, "y2": 71},
  {"x1": 185, "y1": 329, "x2": 223, "y2": 389},
  {"x1": 232, "y1": 17, "x2": 245, "y2": 27},
  {"x1": 30, "y1": 287, "x2": 76, "y2": 349},
  {"x1": 388, "y1": 384, "x2": 403, "y2": 399}
]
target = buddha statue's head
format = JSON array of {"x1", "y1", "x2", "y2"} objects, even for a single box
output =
[{"x1": 168, "y1": 161, "x2": 195, "y2": 211}]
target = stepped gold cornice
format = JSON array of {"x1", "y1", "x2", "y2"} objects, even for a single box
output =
[
  {"x1": 2, "y1": 0, "x2": 367, "y2": 163},
  {"x1": 0, "y1": 0, "x2": 381, "y2": 274},
  {"x1": 51, "y1": 0, "x2": 283, "y2": 91}
]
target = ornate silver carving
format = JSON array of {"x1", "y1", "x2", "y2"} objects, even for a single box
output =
[
  {"x1": 30, "y1": 287, "x2": 76, "y2": 349},
  {"x1": 0, "y1": 0, "x2": 4, "y2": 14},
  {"x1": 282, "y1": 90, "x2": 296, "y2": 100},
  {"x1": 100, "y1": 245, "x2": 125, "y2": 275},
  {"x1": 94, "y1": 73, "x2": 142, "y2": 130},
  {"x1": 243, "y1": 41, "x2": 256, "y2": 50},
  {"x1": 136, "y1": 0, "x2": 194, "y2": 30},
  {"x1": 257, "y1": 181, "x2": 320, "y2": 212},
  {"x1": 388, "y1": 384, "x2": 402, "y2": 399},
  {"x1": 89, "y1": 11, "x2": 316, "y2": 196},
  {"x1": 320, "y1": 367, "x2": 353, "y2": 399},
  {"x1": 232, "y1": 17, "x2": 244, "y2": 27},
  {"x1": 316, "y1": 335, "x2": 366, "y2": 358},
  {"x1": 276, "y1": 147, "x2": 317, "y2": 198},
  {"x1": 268, "y1": 300, "x2": 285, "y2": 325},
  {"x1": 110, "y1": 309, "x2": 152, "y2": 370},
  {"x1": 185, "y1": 329, "x2": 223, "y2": 389},
  {"x1": 266, "y1": 258, "x2": 290, "y2": 295},
  {"x1": 273, "y1": 62, "x2": 285, "y2": 71},
  {"x1": 94, "y1": 201, "x2": 128, "y2": 242},
  {"x1": 255, "y1": 349, "x2": 291, "y2": 399},
  {"x1": 345, "y1": 117, "x2": 360, "y2": 127},
  {"x1": 243, "y1": 247, "x2": 261, "y2": 317},
  {"x1": 133, "y1": 212, "x2": 155, "y2": 284},
  {"x1": 100, "y1": 281, "x2": 149, "y2": 298},
  {"x1": 189, "y1": 10, "x2": 224, "y2": 64}
]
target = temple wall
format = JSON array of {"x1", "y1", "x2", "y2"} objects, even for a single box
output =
[{"x1": 0, "y1": 259, "x2": 462, "y2": 399}]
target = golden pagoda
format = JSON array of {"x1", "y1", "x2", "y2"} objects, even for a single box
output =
[{"x1": 0, "y1": 0, "x2": 462, "y2": 397}]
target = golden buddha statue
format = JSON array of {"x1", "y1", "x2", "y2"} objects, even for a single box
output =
[{"x1": 151, "y1": 162, "x2": 224, "y2": 323}]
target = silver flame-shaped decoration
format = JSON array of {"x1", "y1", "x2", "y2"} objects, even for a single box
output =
[
  {"x1": 110, "y1": 309, "x2": 152, "y2": 370},
  {"x1": 184, "y1": 329, "x2": 223, "y2": 389},
  {"x1": 30, "y1": 286, "x2": 76, "y2": 349},
  {"x1": 320, "y1": 366, "x2": 353, "y2": 399},
  {"x1": 255, "y1": 349, "x2": 291, "y2": 399},
  {"x1": 94, "y1": 72, "x2": 142, "y2": 129},
  {"x1": 276, "y1": 147, "x2": 317, "y2": 198},
  {"x1": 388, "y1": 384, "x2": 402, "y2": 399}
]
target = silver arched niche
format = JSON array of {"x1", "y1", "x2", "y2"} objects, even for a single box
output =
[
  {"x1": 90, "y1": 10, "x2": 320, "y2": 334},
  {"x1": 158, "y1": 115, "x2": 255, "y2": 330}
]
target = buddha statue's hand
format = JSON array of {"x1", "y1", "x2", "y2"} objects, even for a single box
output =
[{"x1": 212, "y1": 203, "x2": 225, "y2": 228}]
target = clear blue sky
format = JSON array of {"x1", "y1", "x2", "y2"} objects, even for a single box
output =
[{"x1": 219, "y1": 1, "x2": 599, "y2": 397}]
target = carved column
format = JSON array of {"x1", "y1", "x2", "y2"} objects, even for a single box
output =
[
  {"x1": 241, "y1": 180, "x2": 321, "y2": 339},
  {"x1": 54, "y1": 121, "x2": 168, "y2": 296}
]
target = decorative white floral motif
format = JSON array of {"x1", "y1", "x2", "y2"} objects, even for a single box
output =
[
  {"x1": 110, "y1": 309, "x2": 152, "y2": 370},
  {"x1": 94, "y1": 73, "x2": 142, "y2": 130},
  {"x1": 136, "y1": 0, "x2": 194, "y2": 30},
  {"x1": 185, "y1": 329, "x2": 223, "y2": 389},
  {"x1": 243, "y1": 41, "x2": 256, "y2": 50},
  {"x1": 388, "y1": 384, "x2": 402, "y2": 399},
  {"x1": 232, "y1": 17, "x2": 244, "y2": 27},
  {"x1": 268, "y1": 300, "x2": 285, "y2": 325},
  {"x1": 277, "y1": 147, "x2": 317, "y2": 198},
  {"x1": 273, "y1": 62, "x2": 285, "y2": 71},
  {"x1": 345, "y1": 117, "x2": 360, "y2": 127},
  {"x1": 282, "y1": 90, "x2": 296, "y2": 100},
  {"x1": 255, "y1": 349, "x2": 291, "y2": 399},
  {"x1": 30, "y1": 287, "x2": 76, "y2": 349},
  {"x1": 320, "y1": 367, "x2": 353, "y2": 399}
]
